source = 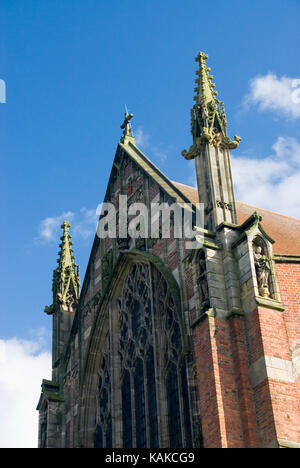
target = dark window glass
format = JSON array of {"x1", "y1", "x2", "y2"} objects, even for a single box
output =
[
  {"x1": 105, "y1": 415, "x2": 112, "y2": 448},
  {"x1": 167, "y1": 363, "x2": 182, "y2": 448},
  {"x1": 132, "y1": 300, "x2": 142, "y2": 339},
  {"x1": 116, "y1": 263, "x2": 195, "y2": 449},
  {"x1": 122, "y1": 370, "x2": 132, "y2": 448},
  {"x1": 146, "y1": 347, "x2": 159, "y2": 448},
  {"x1": 94, "y1": 424, "x2": 103, "y2": 448},
  {"x1": 181, "y1": 361, "x2": 193, "y2": 448},
  {"x1": 134, "y1": 359, "x2": 147, "y2": 447}
]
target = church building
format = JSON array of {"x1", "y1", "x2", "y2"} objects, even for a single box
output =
[{"x1": 37, "y1": 52, "x2": 300, "y2": 449}]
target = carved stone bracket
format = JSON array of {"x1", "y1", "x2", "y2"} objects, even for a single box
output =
[{"x1": 182, "y1": 132, "x2": 241, "y2": 160}]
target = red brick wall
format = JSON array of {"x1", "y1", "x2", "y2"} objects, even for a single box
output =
[
  {"x1": 192, "y1": 316, "x2": 246, "y2": 448},
  {"x1": 274, "y1": 263, "x2": 300, "y2": 444},
  {"x1": 192, "y1": 317, "x2": 222, "y2": 447},
  {"x1": 191, "y1": 261, "x2": 300, "y2": 448},
  {"x1": 228, "y1": 315, "x2": 260, "y2": 447},
  {"x1": 238, "y1": 260, "x2": 300, "y2": 448},
  {"x1": 276, "y1": 263, "x2": 300, "y2": 352}
]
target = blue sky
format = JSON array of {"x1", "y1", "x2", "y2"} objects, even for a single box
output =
[{"x1": 0, "y1": 0, "x2": 300, "y2": 446}]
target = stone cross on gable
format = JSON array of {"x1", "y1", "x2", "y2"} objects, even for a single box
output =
[{"x1": 121, "y1": 111, "x2": 134, "y2": 137}]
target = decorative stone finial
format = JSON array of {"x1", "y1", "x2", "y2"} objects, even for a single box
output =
[
  {"x1": 120, "y1": 111, "x2": 135, "y2": 144},
  {"x1": 44, "y1": 221, "x2": 80, "y2": 314},
  {"x1": 182, "y1": 52, "x2": 241, "y2": 160}
]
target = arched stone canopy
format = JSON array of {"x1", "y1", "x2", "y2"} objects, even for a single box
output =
[{"x1": 79, "y1": 251, "x2": 193, "y2": 448}]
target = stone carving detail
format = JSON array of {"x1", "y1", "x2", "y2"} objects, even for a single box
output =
[
  {"x1": 83, "y1": 303, "x2": 92, "y2": 318},
  {"x1": 253, "y1": 237, "x2": 271, "y2": 298},
  {"x1": 117, "y1": 233, "x2": 131, "y2": 250},
  {"x1": 131, "y1": 171, "x2": 143, "y2": 185},
  {"x1": 216, "y1": 200, "x2": 233, "y2": 211},
  {"x1": 120, "y1": 111, "x2": 134, "y2": 138},
  {"x1": 44, "y1": 222, "x2": 80, "y2": 315},
  {"x1": 128, "y1": 187, "x2": 144, "y2": 204},
  {"x1": 82, "y1": 291, "x2": 102, "y2": 318},
  {"x1": 102, "y1": 249, "x2": 113, "y2": 289},
  {"x1": 117, "y1": 217, "x2": 131, "y2": 250},
  {"x1": 197, "y1": 250, "x2": 210, "y2": 312},
  {"x1": 95, "y1": 334, "x2": 112, "y2": 448},
  {"x1": 181, "y1": 52, "x2": 241, "y2": 160}
]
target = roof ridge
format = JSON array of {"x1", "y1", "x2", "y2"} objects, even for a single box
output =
[
  {"x1": 171, "y1": 180, "x2": 197, "y2": 189},
  {"x1": 235, "y1": 201, "x2": 300, "y2": 223},
  {"x1": 172, "y1": 181, "x2": 300, "y2": 223}
]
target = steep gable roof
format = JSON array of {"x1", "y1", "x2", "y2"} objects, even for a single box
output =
[
  {"x1": 80, "y1": 141, "x2": 300, "y2": 304},
  {"x1": 117, "y1": 141, "x2": 193, "y2": 207}
]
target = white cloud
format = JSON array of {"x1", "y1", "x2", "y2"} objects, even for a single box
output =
[
  {"x1": 187, "y1": 160, "x2": 197, "y2": 188},
  {"x1": 134, "y1": 126, "x2": 169, "y2": 165},
  {"x1": 37, "y1": 208, "x2": 98, "y2": 244},
  {"x1": 134, "y1": 126, "x2": 150, "y2": 148},
  {"x1": 72, "y1": 207, "x2": 99, "y2": 239},
  {"x1": 38, "y1": 211, "x2": 75, "y2": 243},
  {"x1": 244, "y1": 73, "x2": 300, "y2": 118},
  {"x1": 186, "y1": 136, "x2": 300, "y2": 219},
  {"x1": 152, "y1": 146, "x2": 169, "y2": 165},
  {"x1": 0, "y1": 333, "x2": 51, "y2": 448},
  {"x1": 231, "y1": 136, "x2": 300, "y2": 219}
]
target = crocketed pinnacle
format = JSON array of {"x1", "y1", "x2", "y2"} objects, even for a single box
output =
[
  {"x1": 45, "y1": 222, "x2": 80, "y2": 314},
  {"x1": 182, "y1": 52, "x2": 241, "y2": 159},
  {"x1": 194, "y1": 52, "x2": 219, "y2": 112}
]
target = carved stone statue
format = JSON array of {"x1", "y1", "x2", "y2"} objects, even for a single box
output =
[
  {"x1": 253, "y1": 243, "x2": 271, "y2": 298},
  {"x1": 120, "y1": 111, "x2": 133, "y2": 137},
  {"x1": 197, "y1": 251, "x2": 210, "y2": 312}
]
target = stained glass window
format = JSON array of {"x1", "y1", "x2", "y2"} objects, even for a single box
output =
[
  {"x1": 134, "y1": 358, "x2": 146, "y2": 447},
  {"x1": 95, "y1": 261, "x2": 194, "y2": 448},
  {"x1": 146, "y1": 347, "x2": 159, "y2": 448},
  {"x1": 181, "y1": 360, "x2": 193, "y2": 447},
  {"x1": 122, "y1": 369, "x2": 132, "y2": 448},
  {"x1": 95, "y1": 335, "x2": 112, "y2": 448},
  {"x1": 167, "y1": 363, "x2": 182, "y2": 448}
]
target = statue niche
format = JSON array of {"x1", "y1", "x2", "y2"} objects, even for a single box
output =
[
  {"x1": 253, "y1": 236, "x2": 272, "y2": 298},
  {"x1": 197, "y1": 250, "x2": 210, "y2": 312}
]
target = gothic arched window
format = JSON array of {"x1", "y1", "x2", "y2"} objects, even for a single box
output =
[
  {"x1": 94, "y1": 334, "x2": 112, "y2": 448},
  {"x1": 155, "y1": 268, "x2": 193, "y2": 448},
  {"x1": 122, "y1": 369, "x2": 132, "y2": 447},
  {"x1": 146, "y1": 346, "x2": 159, "y2": 447},
  {"x1": 95, "y1": 261, "x2": 193, "y2": 448},
  {"x1": 119, "y1": 263, "x2": 155, "y2": 448}
]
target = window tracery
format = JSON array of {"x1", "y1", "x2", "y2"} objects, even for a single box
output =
[
  {"x1": 95, "y1": 334, "x2": 112, "y2": 448},
  {"x1": 95, "y1": 261, "x2": 193, "y2": 448}
]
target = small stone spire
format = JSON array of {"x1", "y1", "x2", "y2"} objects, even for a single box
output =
[
  {"x1": 45, "y1": 222, "x2": 80, "y2": 314},
  {"x1": 182, "y1": 52, "x2": 241, "y2": 160},
  {"x1": 194, "y1": 52, "x2": 219, "y2": 113},
  {"x1": 181, "y1": 52, "x2": 241, "y2": 230}
]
